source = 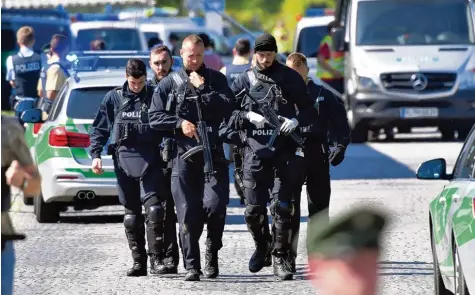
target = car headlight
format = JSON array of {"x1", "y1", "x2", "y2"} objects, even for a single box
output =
[
  {"x1": 356, "y1": 74, "x2": 379, "y2": 91},
  {"x1": 459, "y1": 69, "x2": 475, "y2": 90}
]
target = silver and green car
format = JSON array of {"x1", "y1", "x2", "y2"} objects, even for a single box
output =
[
  {"x1": 417, "y1": 125, "x2": 475, "y2": 295},
  {"x1": 20, "y1": 54, "x2": 183, "y2": 223}
]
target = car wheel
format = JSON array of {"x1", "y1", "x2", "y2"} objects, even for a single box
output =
[
  {"x1": 34, "y1": 193, "x2": 60, "y2": 223},
  {"x1": 431, "y1": 228, "x2": 452, "y2": 295},
  {"x1": 453, "y1": 243, "x2": 470, "y2": 295},
  {"x1": 23, "y1": 196, "x2": 33, "y2": 205}
]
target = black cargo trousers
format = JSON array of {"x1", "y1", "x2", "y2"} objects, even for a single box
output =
[
  {"x1": 242, "y1": 146, "x2": 304, "y2": 255},
  {"x1": 170, "y1": 146, "x2": 230, "y2": 271},
  {"x1": 290, "y1": 138, "x2": 331, "y2": 259}
]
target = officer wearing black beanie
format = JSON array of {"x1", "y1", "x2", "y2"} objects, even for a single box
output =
[{"x1": 221, "y1": 33, "x2": 315, "y2": 280}]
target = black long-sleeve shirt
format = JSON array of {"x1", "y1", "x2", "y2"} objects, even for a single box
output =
[
  {"x1": 304, "y1": 79, "x2": 351, "y2": 147},
  {"x1": 148, "y1": 65, "x2": 235, "y2": 148}
]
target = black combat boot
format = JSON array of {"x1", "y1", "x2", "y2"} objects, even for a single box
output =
[
  {"x1": 124, "y1": 214, "x2": 147, "y2": 277},
  {"x1": 249, "y1": 241, "x2": 269, "y2": 273},
  {"x1": 288, "y1": 253, "x2": 296, "y2": 273},
  {"x1": 127, "y1": 259, "x2": 147, "y2": 277},
  {"x1": 184, "y1": 269, "x2": 202, "y2": 281},
  {"x1": 204, "y1": 247, "x2": 219, "y2": 278},
  {"x1": 149, "y1": 254, "x2": 164, "y2": 275},
  {"x1": 273, "y1": 254, "x2": 294, "y2": 280}
]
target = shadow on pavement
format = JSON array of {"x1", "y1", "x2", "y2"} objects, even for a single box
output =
[
  {"x1": 59, "y1": 214, "x2": 124, "y2": 224},
  {"x1": 330, "y1": 143, "x2": 415, "y2": 180}
]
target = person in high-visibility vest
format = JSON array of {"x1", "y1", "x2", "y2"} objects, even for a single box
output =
[
  {"x1": 317, "y1": 21, "x2": 345, "y2": 95},
  {"x1": 272, "y1": 19, "x2": 289, "y2": 54}
]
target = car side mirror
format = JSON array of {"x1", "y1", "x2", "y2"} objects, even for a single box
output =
[
  {"x1": 332, "y1": 28, "x2": 348, "y2": 52},
  {"x1": 15, "y1": 99, "x2": 37, "y2": 114},
  {"x1": 21, "y1": 108, "x2": 44, "y2": 124},
  {"x1": 416, "y1": 158, "x2": 451, "y2": 180}
]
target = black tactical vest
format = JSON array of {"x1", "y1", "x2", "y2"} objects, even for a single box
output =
[
  {"x1": 12, "y1": 53, "x2": 41, "y2": 97},
  {"x1": 111, "y1": 88, "x2": 153, "y2": 146},
  {"x1": 225, "y1": 63, "x2": 249, "y2": 86}
]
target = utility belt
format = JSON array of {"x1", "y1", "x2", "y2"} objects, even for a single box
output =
[{"x1": 112, "y1": 143, "x2": 161, "y2": 180}]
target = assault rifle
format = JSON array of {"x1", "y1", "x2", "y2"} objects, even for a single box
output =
[
  {"x1": 179, "y1": 88, "x2": 215, "y2": 182},
  {"x1": 239, "y1": 89, "x2": 305, "y2": 149}
]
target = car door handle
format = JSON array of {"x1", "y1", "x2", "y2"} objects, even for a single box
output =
[
  {"x1": 439, "y1": 197, "x2": 447, "y2": 204},
  {"x1": 453, "y1": 194, "x2": 462, "y2": 202}
]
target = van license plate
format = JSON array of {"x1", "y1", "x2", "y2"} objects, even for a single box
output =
[{"x1": 400, "y1": 108, "x2": 439, "y2": 118}]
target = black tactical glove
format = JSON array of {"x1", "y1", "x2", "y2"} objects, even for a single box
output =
[{"x1": 328, "y1": 144, "x2": 346, "y2": 166}]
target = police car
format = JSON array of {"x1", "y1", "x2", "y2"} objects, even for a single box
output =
[
  {"x1": 20, "y1": 53, "x2": 183, "y2": 223},
  {"x1": 417, "y1": 124, "x2": 475, "y2": 295}
]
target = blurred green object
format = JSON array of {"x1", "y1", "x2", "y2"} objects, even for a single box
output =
[{"x1": 306, "y1": 208, "x2": 388, "y2": 259}]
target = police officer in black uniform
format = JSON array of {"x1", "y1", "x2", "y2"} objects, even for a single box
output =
[
  {"x1": 147, "y1": 44, "x2": 180, "y2": 274},
  {"x1": 286, "y1": 52, "x2": 351, "y2": 273},
  {"x1": 149, "y1": 34, "x2": 234, "y2": 281},
  {"x1": 228, "y1": 33, "x2": 314, "y2": 280},
  {"x1": 220, "y1": 38, "x2": 252, "y2": 204},
  {"x1": 89, "y1": 59, "x2": 168, "y2": 277},
  {"x1": 5, "y1": 26, "x2": 41, "y2": 110}
]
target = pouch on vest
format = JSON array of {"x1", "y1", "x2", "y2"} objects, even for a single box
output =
[
  {"x1": 246, "y1": 137, "x2": 275, "y2": 159},
  {"x1": 116, "y1": 145, "x2": 156, "y2": 179}
]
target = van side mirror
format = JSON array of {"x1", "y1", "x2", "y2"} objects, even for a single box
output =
[
  {"x1": 21, "y1": 108, "x2": 44, "y2": 124},
  {"x1": 332, "y1": 28, "x2": 348, "y2": 52},
  {"x1": 416, "y1": 158, "x2": 452, "y2": 180}
]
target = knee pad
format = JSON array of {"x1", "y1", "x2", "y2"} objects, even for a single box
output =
[
  {"x1": 244, "y1": 204, "x2": 266, "y2": 225},
  {"x1": 146, "y1": 204, "x2": 165, "y2": 223},
  {"x1": 124, "y1": 214, "x2": 144, "y2": 231}
]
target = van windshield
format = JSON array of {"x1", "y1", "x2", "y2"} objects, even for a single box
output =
[{"x1": 356, "y1": 0, "x2": 475, "y2": 46}]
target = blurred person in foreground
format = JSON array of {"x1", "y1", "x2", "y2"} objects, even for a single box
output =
[
  {"x1": 198, "y1": 33, "x2": 224, "y2": 71},
  {"x1": 2, "y1": 115, "x2": 42, "y2": 295},
  {"x1": 306, "y1": 208, "x2": 387, "y2": 295},
  {"x1": 37, "y1": 34, "x2": 71, "y2": 113}
]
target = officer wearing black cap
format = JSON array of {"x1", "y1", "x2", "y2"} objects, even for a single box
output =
[
  {"x1": 149, "y1": 34, "x2": 234, "y2": 281},
  {"x1": 89, "y1": 59, "x2": 169, "y2": 277},
  {"x1": 147, "y1": 44, "x2": 180, "y2": 274},
  {"x1": 307, "y1": 208, "x2": 387, "y2": 295},
  {"x1": 226, "y1": 33, "x2": 315, "y2": 280},
  {"x1": 286, "y1": 52, "x2": 351, "y2": 272}
]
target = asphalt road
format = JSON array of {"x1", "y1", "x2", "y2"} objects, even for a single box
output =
[{"x1": 10, "y1": 129, "x2": 464, "y2": 295}]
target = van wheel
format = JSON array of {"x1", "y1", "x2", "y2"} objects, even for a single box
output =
[
  {"x1": 457, "y1": 128, "x2": 471, "y2": 141},
  {"x1": 351, "y1": 126, "x2": 368, "y2": 143},
  {"x1": 453, "y1": 243, "x2": 470, "y2": 295},
  {"x1": 34, "y1": 194, "x2": 60, "y2": 223},
  {"x1": 431, "y1": 229, "x2": 451, "y2": 295},
  {"x1": 440, "y1": 127, "x2": 455, "y2": 141}
]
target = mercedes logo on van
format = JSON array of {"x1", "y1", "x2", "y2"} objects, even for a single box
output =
[{"x1": 410, "y1": 73, "x2": 428, "y2": 91}]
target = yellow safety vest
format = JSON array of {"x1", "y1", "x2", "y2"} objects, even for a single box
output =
[
  {"x1": 317, "y1": 35, "x2": 345, "y2": 80},
  {"x1": 272, "y1": 27, "x2": 288, "y2": 53}
]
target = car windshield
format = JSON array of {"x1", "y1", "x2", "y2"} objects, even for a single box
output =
[
  {"x1": 76, "y1": 28, "x2": 142, "y2": 51},
  {"x1": 66, "y1": 87, "x2": 115, "y2": 119},
  {"x1": 356, "y1": 0, "x2": 475, "y2": 46},
  {"x1": 296, "y1": 26, "x2": 328, "y2": 57}
]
